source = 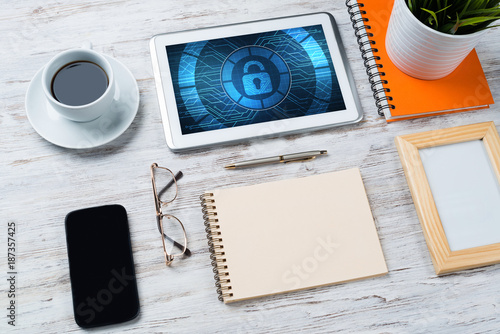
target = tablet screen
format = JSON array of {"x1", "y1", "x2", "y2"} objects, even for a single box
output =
[{"x1": 165, "y1": 24, "x2": 346, "y2": 135}]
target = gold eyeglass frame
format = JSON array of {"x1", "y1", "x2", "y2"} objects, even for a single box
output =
[{"x1": 150, "y1": 163, "x2": 188, "y2": 266}]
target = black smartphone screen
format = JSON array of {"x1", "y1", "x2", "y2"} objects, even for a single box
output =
[{"x1": 65, "y1": 204, "x2": 140, "y2": 328}]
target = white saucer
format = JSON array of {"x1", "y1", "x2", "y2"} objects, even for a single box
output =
[{"x1": 26, "y1": 55, "x2": 139, "y2": 149}]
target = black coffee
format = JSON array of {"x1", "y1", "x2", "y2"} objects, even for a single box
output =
[{"x1": 51, "y1": 61, "x2": 108, "y2": 106}]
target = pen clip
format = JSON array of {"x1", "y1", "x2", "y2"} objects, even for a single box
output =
[{"x1": 282, "y1": 156, "x2": 317, "y2": 164}]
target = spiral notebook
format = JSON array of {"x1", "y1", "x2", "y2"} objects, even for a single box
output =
[
  {"x1": 346, "y1": 0, "x2": 494, "y2": 121},
  {"x1": 200, "y1": 168, "x2": 388, "y2": 303}
]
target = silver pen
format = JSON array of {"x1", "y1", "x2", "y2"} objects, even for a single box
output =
[{"x1": 224, "y1": 150, "x2": 327, "y2": 169}]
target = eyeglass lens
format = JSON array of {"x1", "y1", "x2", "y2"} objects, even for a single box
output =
[
  {"x1": 159, "y1": 214, "x2": 186, "y2": 256},
  {"x1": 153, "y1": 167, "x2": 178, "y2": 203}
]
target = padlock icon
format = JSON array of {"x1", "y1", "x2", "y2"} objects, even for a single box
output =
[{"x1": 242, "y1": 60, "x2": 273, "y2": 96}]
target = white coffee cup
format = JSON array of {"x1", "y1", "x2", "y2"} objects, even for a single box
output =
[{"x1": 42, "y1": 47, "x2": 115, "y2": 122}]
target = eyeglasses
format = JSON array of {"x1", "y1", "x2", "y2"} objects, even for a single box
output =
[{"x1": 150, "y1": 163, "x2": 191, "y2": 266}]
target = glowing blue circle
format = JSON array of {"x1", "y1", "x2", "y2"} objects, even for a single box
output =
[{"x1": 220, "y1": 46, "x2": 291, "y2": 111}]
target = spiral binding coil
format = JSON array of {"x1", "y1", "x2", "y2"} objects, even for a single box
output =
[
  {"x1": 200, "y1": 192, "x2": 233, "y2": 302},
  {"x1": 346, "y1": 0, "x2": 395, "y2": 116}
]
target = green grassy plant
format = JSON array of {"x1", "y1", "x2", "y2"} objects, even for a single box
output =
[{"x1": 406, "y1": 0, "x2": 500, "y2": 34}]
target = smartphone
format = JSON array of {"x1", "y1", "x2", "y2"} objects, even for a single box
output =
[{"x1": 65, "y1": 204, "x2": 140, "y2": 328}]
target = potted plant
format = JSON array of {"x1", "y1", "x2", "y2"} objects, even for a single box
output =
[{"x1": 386, "y1": 0, "x2": 500, "y2": 80}]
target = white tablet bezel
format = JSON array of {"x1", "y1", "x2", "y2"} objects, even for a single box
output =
[{"x1": 150, "y1": 13, "x2": 362, "y2": 151}]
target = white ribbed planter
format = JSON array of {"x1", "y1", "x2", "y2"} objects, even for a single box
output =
[{"x1": 386, "y1": 0, "x2": 488, "y2": 80}]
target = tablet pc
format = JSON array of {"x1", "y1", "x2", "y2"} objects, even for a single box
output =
[{"x1": 150, "y1": 13, "x2": 362, "y2": 151}]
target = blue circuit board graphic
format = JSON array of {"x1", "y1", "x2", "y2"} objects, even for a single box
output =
[{"x1": 166, "y1": 24, "x2": 346, "y2": 135}]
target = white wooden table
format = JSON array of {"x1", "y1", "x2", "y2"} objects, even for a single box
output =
[{"x1": 2, "y1": 1, "x2": 500, "y2": 333}]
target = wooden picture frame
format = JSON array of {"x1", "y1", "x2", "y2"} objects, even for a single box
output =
[{"x1": 395, "y1": 122, "x2": 500, "y2": 274}]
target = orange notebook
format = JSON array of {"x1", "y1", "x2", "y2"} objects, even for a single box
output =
[{"x1": 346, "y1": 0, "x2": 494, "y2": 121}]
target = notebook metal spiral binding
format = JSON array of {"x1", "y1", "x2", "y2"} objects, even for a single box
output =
[
  {"x1": 200, "y1": 193, "x2": 233, "y2": 302},
  {"x1": 346, "y1": 0, "x2": 395, "y2": 116}
]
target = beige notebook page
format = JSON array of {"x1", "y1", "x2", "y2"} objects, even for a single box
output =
[{"x1": 210, "y1": 168, "x2": 387, "y2": 302}]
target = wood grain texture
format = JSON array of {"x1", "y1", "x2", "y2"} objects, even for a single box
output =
[
  {"x1": 395, "y1": 122, "x2": 500, "y2": 275},
  {"x1": 1, "y1": 0, "x2": 500, "y2": 333}
]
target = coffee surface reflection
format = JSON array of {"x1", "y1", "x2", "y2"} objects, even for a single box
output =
[{"x1": 51, "y1": 61, "x2": 109, "y2": 106}]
